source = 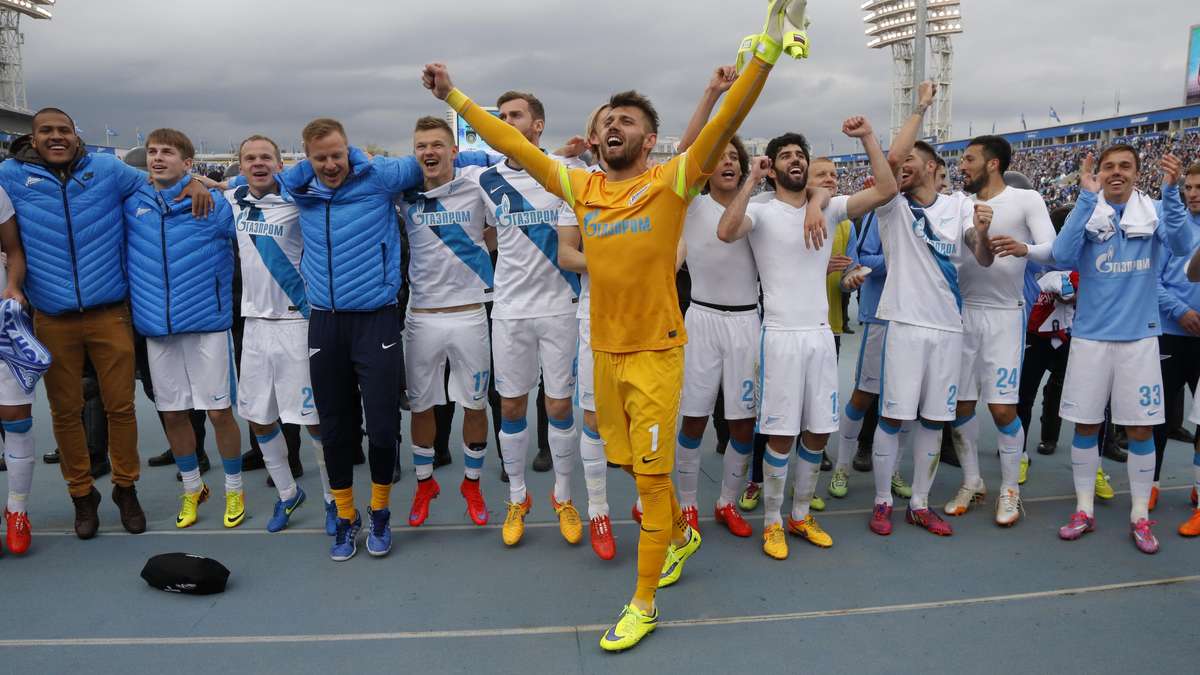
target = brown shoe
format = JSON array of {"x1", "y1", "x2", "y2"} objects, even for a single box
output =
[
  {"x1": 111, "y1": 484, "x2": 146, "y2": 534},
  {"x1": 72, "y1": 488, "x2": 101, "y2": 539}
]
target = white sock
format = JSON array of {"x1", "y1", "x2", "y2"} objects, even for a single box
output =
[
  {"x1": 872, "y1": 420, "x2": 901, "y2": 506},
  {"x1": 580, "y1": 425, "x2": 608, "y2": 518},
  {"x1": 953, "y1": 413, "x2": 982, "y2": 489},
  {"x1": 997, "y1": 418, "x2": 1024, "y2": 493},
  {"x1": 762, "y1": 446, "x2": 790, "y2": 527},
  {"x1": 909, "y1": 421, "x2": 942, "y2": 511},
  {"x1": 413, "y1": 446, "x2": 434, "y2": 481},
  {"x1": 3, "y1": 423, "x2": 35, "y2": 513},
  {"x1": 463, "y1": 444, "x2": 486, "y2": 481},
  {"x1": 675, "y1": 431, "x2": 703, "y2": 509},
  {"x1": 1193, "y1": 451, "x2": 1200, "y2": 505},
  {"x1": 1070, "y1": 432, "x2": 1100, "y2": 516},
  {"x1": 310, "y1": 435, "x2": 332, "y2": 502},
  {"x1": 224, "y1": 466, "x2": 243, "y2": 494},
  {"x1": 259, "y1": 427, "x2": 297, "y2": 501},
  {"x1": 1128, "y1": 437, "x2": 1155, "y2": 522},
  {"x1": 548, "y1": 415, "x2": 577, "y2": 503},
  {"x1": 790, "y1": 441, "x2": 822, "y2": 521},
  {"x1": 835, "y1": 402, "x2": 866, "y2": 470},
  {"x1": 718, "y1": 436, "x2": 753, "y2": 507},
  {"x1": 500, "y1": 419, "x2": 529, "y2": 503}
]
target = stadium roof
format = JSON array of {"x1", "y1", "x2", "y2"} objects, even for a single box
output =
[
  {"x1": 830, "y1": 102, "x2": 1200, "y2": 163},
  {"x1": 0, "y1": 1, "x2": 54, "y2": 20}
]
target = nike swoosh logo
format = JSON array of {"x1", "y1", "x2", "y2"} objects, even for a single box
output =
[
  {"x1": 213, "y1": 394, "x2": 228, "y2": 402},
  {"x1": 382, "y1": 342, "x2": 397, "y2": 350},
  {"x1": 641, "y1": 456, "x2": 660, "y2": 464},
  {"x1": 301, "y1": 410, "x2": 314, "y2": 416},
  {"x1": 641, "y1": 526, "x2": 664, "y2": 533},
  {"x1": 309, "y1": 348, "x2": 321, "y2": 357}
]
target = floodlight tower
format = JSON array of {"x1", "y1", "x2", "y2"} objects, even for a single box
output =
[
  {"x1": 862, "y1": 0, "x2": 961, "y2": 143},
  {"x1": 0, "y1": 0, "x2": 53, "y2": 113}
]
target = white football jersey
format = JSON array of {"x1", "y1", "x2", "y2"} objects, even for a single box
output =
[
  {"x1": 225, "y1": 184, "x2": 307, "y2": 320},
  {"x1": 478, "y1": 157, "x2": 582, "y2": 319},
  {"x1": 875, "y1": 191, "x2": 974, "y2": 332},
  {"x1": 958, "y1": 186, "x2": 1055, "y2": 309},
  {"x1": 684, "y1": 194, "x2": 759, "y2": 307},
  {"x1": 746, "y1": 195, "x2": 848, "y2": 330},
  {"x1": 398, "y1": 167, "x2": 494, "y2": 309}
]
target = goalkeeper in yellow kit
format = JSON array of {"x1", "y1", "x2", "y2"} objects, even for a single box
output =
[{"x1": 423, "y1": 0, "x2": 810, "y2": 652}]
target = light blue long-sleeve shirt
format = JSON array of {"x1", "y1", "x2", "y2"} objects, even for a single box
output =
[
  {"x1": 1052, "y1": 184, "x2": 1190, "y2": 341},
  {"x1": 1156, "y1": 209, "x2": 1200, "y2": 336},
  {"x1": 849, "y1": 210, "x2": 888, "y2": 324}
]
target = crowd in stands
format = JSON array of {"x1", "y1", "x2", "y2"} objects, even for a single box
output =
[{"x1": 835, "y1": 128, "x2": 1200, "y2": 208}]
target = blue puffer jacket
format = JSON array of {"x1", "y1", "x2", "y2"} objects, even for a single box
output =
[
  {"x1": 0, "y1": 142, "x2": 146, "y2": 315},
  {"x1": 278, "y1": 147, "x2": 495, "y2": 311},
  {"x1": 124, "y1": 176, "x2": 235, "y2": 337}
]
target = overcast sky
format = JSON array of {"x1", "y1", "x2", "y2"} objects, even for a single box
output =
[{"x1": 19, "y1": 1, "x2": 1200, "y2": 156}]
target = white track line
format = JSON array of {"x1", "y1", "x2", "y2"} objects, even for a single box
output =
[
  {"x1": 31, "y1": 484, "x2": 1192, "y2": 537},
  {"x1": 1, "y1": 575, "x2": 1195, "y2": 647}
]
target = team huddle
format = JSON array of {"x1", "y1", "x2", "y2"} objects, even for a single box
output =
[{"x1": 2, "y1": 0, "x2": 1200, "y2": 653}]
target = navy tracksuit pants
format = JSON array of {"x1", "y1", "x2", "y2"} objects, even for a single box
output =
[{"x1": 309, "y1": 306, "x2": 403, "y2": 490}]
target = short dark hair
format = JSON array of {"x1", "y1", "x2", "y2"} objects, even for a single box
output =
[
  {"x1": 496, "y1": 91, "x2": 545, "y2": 122},
  {"x1": 146, "y1": 128, "x2": 195, "y2": 160},
  {"x1": 238, "y1": 134, "x2": 281, "y2": 162},
  {"x1": 704, "y1": 135, "x2": 751, "y2": 193},
  {"x1": 913, "y1": 140, "x2": 941, "y2": 167},
  {"x1": 968, "y1": 135, "x2": 1012, "y2": 173},
  {"x1": 1098, "y1": 143, "x2": 1141, "y2": 172},
  {"x1": 765, "y1": 132, "x2": 810, "y2": 163},
  {"x1": 607, "y1": 90, "x2": 659, "y2": 134},
  {"x1": 33, "y1": 107, "x2": 75, "y2": 130},
  {"x1": 1049, "y1": 205, "x2": 1073, "y2": 233}
]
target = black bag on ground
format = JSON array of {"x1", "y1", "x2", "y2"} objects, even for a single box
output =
[{"x1": 140, "y1": 553, "x2": 230, "y2": 595}]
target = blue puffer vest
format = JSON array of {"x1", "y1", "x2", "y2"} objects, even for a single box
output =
[
  {"x1": 124, "y1": 176, "x2": 235, "y2": 337},
  {"x1": 0, "y1": 143, "x2": 146, "y2": 315},
  {"x1": 278, "y1": 147, "x2": 409, "y2": 311}
]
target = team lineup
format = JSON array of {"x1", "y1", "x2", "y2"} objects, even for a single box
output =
[{"x1": 3, "y1": 0, "x2": 1200, "y2": 654}]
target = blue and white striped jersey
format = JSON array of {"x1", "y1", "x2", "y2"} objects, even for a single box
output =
[
  {"x1": 225, "y1": 183, "x2": 308, "y2": 320},
  {"x1": 398, "y1": 167, "x2": 494, "y2": 310}
]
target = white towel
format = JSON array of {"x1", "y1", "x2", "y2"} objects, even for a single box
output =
[{"x1": 1085, "y1": 191, "x2": 1158, "y2": 242}]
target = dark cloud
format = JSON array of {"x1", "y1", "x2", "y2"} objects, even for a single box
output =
[{"x1": 20, "y1": 0, "x2": 1198, "y2": 155}]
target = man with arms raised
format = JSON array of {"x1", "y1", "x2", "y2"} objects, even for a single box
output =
[
  {"x1": 717, "y1": 117, "x2": 895, "y2": 559},
  {"x1": 1054, "y1": 147, "x2": 1189, "y2": 553},
  {"x1": 866, "y1": 94, "x2": 996, "y2": 538},
  {"x1": 400, "y1": 116, "x2": 494, "y2": 536},
  {"x1": 422, "y1": 0, "x2": 808, "y2": 650},
  {"x1": 944, "y1": 135, "x2": 1055, "y2": 526}
]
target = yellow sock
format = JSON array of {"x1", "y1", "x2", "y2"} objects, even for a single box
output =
[
  {"x1": 633, "y1": 473, "x2": 674, "y2": 608},
  {"x1": 371, "y1": 482, "x2": 391, "y2": 511},
  {"x1": 331, "y1": 487, "x2": 355, "y2": 521}
]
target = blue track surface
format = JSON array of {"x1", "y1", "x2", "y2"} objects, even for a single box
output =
[{"x1": 2, "y1": 326, "x2": 1198, "y2": 674}]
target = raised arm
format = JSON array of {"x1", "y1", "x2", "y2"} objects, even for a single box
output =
[
  {"x1": 424, "y1": 63, "x2": 577, "y2": 204},
  {"x1": 681, "y1": 55, "x2": 775, "y2": 194},
  {"x1": 887, "y1": 81, "x2": 935, "y2": 172},
  {"x1": 677, "y1": 66, "x2": 736, "y2": 154},
  {"x1": 843, "y1": 116, "x2": 899, "y2": 219},
  {"x1": 1052, "y1": 154, "x2": 1100, "y2": 268},
  {"x1": 964, "y1": 202, "x2": 995, "y2": 267},
  {"x1": 717, "y1": 157, "x2": 769, "y2": 242}
]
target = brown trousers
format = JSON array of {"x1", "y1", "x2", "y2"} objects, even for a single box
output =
[{"x1": 34, "y1": 303, "x2": 139, "y2": 497}]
